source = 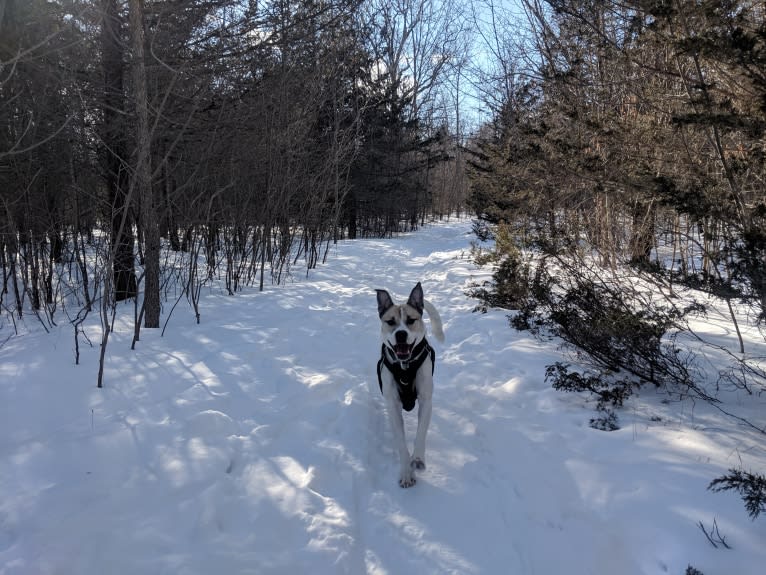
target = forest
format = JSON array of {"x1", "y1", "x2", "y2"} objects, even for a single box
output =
[
  {"x1": 4, "y1": 1, "x2": 765, "y2": 354},
  {"x1": 0, "y1": 0, "x2": 470, "y2": 361},
  {"x1": 1, "y1": 0, "x2": 765, "y2": 546},
  {"x1": 467, "y1": 0, "x2": 766, "y2": 518},
  {"x1": 469, "y1": 0, "x2": 766, "y2": 402}
]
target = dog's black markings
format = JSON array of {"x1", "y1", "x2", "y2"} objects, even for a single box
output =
[{"x1": 377, "y1": 338, "x2": 435, "y2": 412}]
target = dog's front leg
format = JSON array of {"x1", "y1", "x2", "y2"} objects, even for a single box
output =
[
  {"x1": 412, "y1": 367, "x2": 433, "y2": 471},
  {"x1": 381, "y1": 372, "x2": 416, "y2": 487}
]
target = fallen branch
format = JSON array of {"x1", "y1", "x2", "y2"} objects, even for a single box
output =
[{"x1": 697, "y1": 518, "x2": 731, "y2": 549}]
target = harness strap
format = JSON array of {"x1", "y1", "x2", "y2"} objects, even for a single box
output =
[{"x1": 377, "y1": 338, "x2": 435, "y2": 412}]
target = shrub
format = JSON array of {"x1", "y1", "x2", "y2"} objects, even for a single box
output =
[
  {"x1": 545, "y1": 362, "x2": 634, "y2": 408},
  {"x1": 468, "y1": 222, "x2": 537, "y2": 313},
  {"x1": 544, "y1": 362, "x2": 634, "y2": 431},
  {"x1": 709, "y1": 469, "x2": 766, "y2": 520},
  {"x1": 590, "y1": 407, "x2": 620, "y2": 431},
  {"x1": 545, "y1": 280, "x2": 693, "y2": 387}
]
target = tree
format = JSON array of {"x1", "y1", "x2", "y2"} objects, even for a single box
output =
[
  {"x1": 128, "y1": 0, "x2": 159, "y2": 329},
  {"x1": 0, "y1": 0, "x2": 470, "y2": 385},
  {"x1": 343, "y1": 0, "x2": 467, "y2": 237},
  {"x1": 100, "y1": 0, "x2": 137, "y2": 302},
  {"x1": 467, "y1": 0, "x2": 766, "y2": 430}
]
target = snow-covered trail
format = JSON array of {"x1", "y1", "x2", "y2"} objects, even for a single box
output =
[{"x1": 2, "y1": 219, "x2": 765, "y2": 575}]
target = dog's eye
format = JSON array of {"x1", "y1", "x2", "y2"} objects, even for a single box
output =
[
  {"x1": 406, "y1": 317, "x2": 416, "y2": 325},
  {"x1": 386, "y1": 319, "x2": 397, "y2": 326}
]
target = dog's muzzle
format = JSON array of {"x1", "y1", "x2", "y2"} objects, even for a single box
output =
[
  {"x1": 392, "y1": 330, "x2": 413, "y2": 359},
  {"x1": 392, "y1": 342, "x2": 414, "y2": 359}
]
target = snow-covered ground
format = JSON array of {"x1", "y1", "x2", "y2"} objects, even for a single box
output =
[{"x1": 1, "y1": 219, "x2": 765, "y2": 575}]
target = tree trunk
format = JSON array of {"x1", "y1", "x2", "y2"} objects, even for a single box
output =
[
  {"x1": 101, "y1": 0, "x2": 137, "y2": 302},
  {"x1": 129, "y1": 0, "x2": 159, "y2": 328},
  {"x1": 629, "y1": 198, "x2": 655, "y2": 267}
]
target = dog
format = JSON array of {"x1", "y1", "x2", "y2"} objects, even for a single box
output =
[{"x1": 376, "y1": 282, "x2": 444, "y2": 487}]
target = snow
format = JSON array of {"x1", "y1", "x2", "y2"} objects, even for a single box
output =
[{"x1": 1, "y1": 218, "x2": 765, "y2": 575}]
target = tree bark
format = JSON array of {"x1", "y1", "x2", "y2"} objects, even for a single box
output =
[
  {"x1": 101, "y1": 0, "x2": 137, "y2": 302},
  {"x1": 129, "y1": 0, "x2": 159, "y2": 328}
]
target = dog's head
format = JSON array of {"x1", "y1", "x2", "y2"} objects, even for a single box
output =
[{"x1": 376, "y1": 282, "x2": 427, "y2": 362}]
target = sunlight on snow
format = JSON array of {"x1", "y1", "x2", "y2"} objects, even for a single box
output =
[
  {"x1": 385, "y1": 511, "x2": 479, "y2": 574},
  {"x1": 285, "y1": 365, "x2": 330, "y2": 388},
  {"x1": 565, "y1": 459, "x2": 612, "y2": 510},
  {"x1": 485, "y1": 377, "x2": 521, "y2": 398},
  {"x1": 3, "y1": 219, "x2": 766, "y2": 574},
  {"x1": 188, "y1": 361, "x2": 224, "y2": 390},
  {"x1": 158, "y1": 450, "x2": 188, "y2": 488}
]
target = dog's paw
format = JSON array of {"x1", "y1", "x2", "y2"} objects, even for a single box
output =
[
  {"x1": 399, "y1": 474, "x2": 417, "y2": 488},
  {"x1": 411, "y1": 457, "x2": 426, "y2": 471}
]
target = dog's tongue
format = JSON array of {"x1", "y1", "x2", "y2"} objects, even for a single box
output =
[{"x1": 395, "y1": 343, "x2": 412, "y2": 358}]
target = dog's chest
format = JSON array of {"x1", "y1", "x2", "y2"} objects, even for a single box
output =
[{"x1": 376, "y1": 340, "x2": 435, "y2": 412}]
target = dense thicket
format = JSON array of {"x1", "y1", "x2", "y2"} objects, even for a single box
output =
[
  {"x1": 469, "y1": 0, "x2": 766, "y2": 385},
  {"x1": 467, "y1": 0, "x2": 766, "y2": 514},
  {"x1": 0, "y1": 0, "x2": 468, "y2": 367}
]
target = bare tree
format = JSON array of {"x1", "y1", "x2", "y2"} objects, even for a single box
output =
[
  {"x1": 129, "y1": 0, "x2": 159, "y2": 329},
  {"x1": 100, "y1": 0, "x2": 137, "y2": 302}
]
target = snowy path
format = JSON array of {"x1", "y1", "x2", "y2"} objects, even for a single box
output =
[{"x1": 1, "y1": 220, "x2": 765, "y2": 574}]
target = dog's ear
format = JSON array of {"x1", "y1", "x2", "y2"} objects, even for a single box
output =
[
  {"x1": 406, "y1": 282, "x2": 424, "y2": 315},
  {"x1": 376, "y1": 289, "x2": 394, "y2": 317}
]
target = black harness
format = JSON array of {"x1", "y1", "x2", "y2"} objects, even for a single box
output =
[{"x1": 377, "y1": 337, "x2": 435, "y2": 412}]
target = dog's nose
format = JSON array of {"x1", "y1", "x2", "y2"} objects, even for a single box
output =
[{"x1": 395, "y1": 330, "x2": 408, "y2": 343}]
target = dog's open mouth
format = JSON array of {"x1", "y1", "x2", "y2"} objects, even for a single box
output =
[{"x1": 393, "y1": 343, "x2": 413, "y2": 359}]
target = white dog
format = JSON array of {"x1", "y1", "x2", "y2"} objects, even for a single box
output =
[{"x1": 376, "y1": 282, "x2": 444, "y2": 487}]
